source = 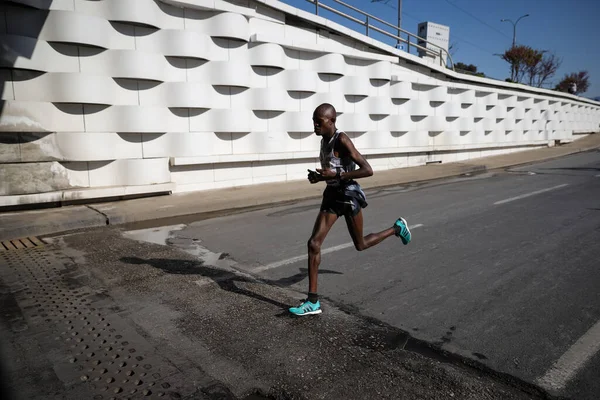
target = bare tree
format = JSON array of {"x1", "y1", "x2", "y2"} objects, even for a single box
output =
[
  {"x1": 502, "y1": 45, "x2": 561, "y2": 87},
  {"x1": 523, "y1": 49, "x2": 543, "y2": 86},
  {"x1": 533, "y1": 52, "x2": 561, "y2": 88}
]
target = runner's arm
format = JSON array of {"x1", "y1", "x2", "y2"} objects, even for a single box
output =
[{"x1": 338, "y1": 133, "x2": 373, "y2": 181}]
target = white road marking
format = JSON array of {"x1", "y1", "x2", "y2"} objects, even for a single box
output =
[
  {"x1": 253, "y1": 224, "x2": 423, "y2": 273},
  {"x1": 494, "y1": 184, "x2": 569, "y2": 205},
  {"x1": 595, "y1": 174, "x2": 600, "y2": 178},
  {"x1": 537, "y1": 320, "x2": 600, "y2": 391}
]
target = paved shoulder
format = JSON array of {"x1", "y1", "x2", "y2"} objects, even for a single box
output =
[{"x1": 0, "y1": 227, "x2": 557, "y2": 400}]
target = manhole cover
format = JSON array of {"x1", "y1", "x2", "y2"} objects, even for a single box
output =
[{"x1": 1, "y1": 236, "x2": 45, "y2": 251}]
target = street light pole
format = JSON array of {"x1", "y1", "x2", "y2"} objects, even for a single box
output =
[
  {"x1": 397, "y1": 0, "x2": 402, "y2": 47},
  {"x1": 501, "y1": 14, "x2": 530, "y2": 47},
  {"x1": 371, "y1": 0, "x2": 402, "y2": 47}
]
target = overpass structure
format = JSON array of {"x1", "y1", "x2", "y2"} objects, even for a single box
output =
[{"x1": 1, "y1": 0, "x2": 599, "y2": 207}]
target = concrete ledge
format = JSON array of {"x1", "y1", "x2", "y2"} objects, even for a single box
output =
[
  {"x1": 61, "y1": 132, "x2": 600, "y2": 227},
  {"x1": 169, "y1": 142, "x2": 550, "y2": 166},
  {"x1": 0, "y1": 206, "x2": 107, "y2": 241},
  {"x1": 0, "y1": 183, "x2": 176, "y2": 207}
]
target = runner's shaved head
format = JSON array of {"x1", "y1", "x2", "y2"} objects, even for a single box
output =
[{"x1": 314, "y1": 103, "x2": 336, "y2": 122}]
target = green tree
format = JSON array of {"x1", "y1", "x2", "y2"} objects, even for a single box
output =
[
  {"x1": 455, "y1": 62, "x2": 485, "y2": 77},
  {"x1": 555, "y1": 71, "x2": 590, "y2": 95}
]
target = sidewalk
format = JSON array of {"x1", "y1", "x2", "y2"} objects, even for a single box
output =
[{"x1": 1, "y1": 133, "x2": 599, "y2": 241}]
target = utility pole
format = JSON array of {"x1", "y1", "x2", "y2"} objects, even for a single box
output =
[{"x1": 501, "y1": 14, "x2": 530, "y2": 47}]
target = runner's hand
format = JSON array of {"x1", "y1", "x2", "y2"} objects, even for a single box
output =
[
  {"x1": 307, "y1": 169, "x2": 321, "y2": 184},
  {"x1": 316, "y1": 168, "x2": 337, "y2": 180}
]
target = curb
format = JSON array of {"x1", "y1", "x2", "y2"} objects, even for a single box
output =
[
  {"x1": 98, "y1": 163, "x2": 490, "y2": 230},
  {"x1": 101, "y1": 143, "x2": 598, "y2": 230},
  {"x1": 484, "y1": 145, "x2": 600, "y2": 173},
  {"x1": 2, "y1": 141, "x2": 599, "y2": 241}
]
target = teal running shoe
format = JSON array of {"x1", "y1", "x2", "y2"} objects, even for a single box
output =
[
  {"x1": 289, "y1": 300, "x2": 322, "y2": 316},
  {"x1": 394, "y1": 217, "x2": 411, "y2": 245}
]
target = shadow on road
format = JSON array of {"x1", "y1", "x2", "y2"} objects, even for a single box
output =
[
  {"x1": 544, "y1": 167, "x2": 600, "y2": 172},
  {"x1": 120, "y1": 257, "x2": 342, "y2": 312}
]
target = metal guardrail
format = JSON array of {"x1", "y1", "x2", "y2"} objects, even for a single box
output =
[{"x1": 306, "y1": 0, "x2": 455, "y2": 70}]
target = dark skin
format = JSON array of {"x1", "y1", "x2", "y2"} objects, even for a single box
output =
[{"x1": 306, "y1": 104, "x2": 397, "y2": 294}]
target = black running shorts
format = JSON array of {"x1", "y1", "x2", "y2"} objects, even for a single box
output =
[{"x1": 320, "y1": 185, "x2": 362, "y2": 217}]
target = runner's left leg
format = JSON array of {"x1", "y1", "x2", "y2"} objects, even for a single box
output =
[{"x1": 343, "y1": 209, "x2": 396, "y2": 251}]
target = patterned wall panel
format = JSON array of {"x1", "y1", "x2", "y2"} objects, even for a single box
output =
[
  {"x1": 1, "y1": 35, "x2": 81, "y2": 72},
  {"x1": 0, "y1": 0, "x2": 599, "y2": 206},
  {"x1": 13, "y1": 73, "x2": 138, "y2": 105}
]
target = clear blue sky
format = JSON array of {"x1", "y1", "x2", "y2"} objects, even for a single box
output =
[{"x1": 278, "y1": 0, "x2": 600, "y2": 99}]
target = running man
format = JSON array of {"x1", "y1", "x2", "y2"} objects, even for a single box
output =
[{"x1": 289, "y1": 103, "x2": 412, "y2": 316}]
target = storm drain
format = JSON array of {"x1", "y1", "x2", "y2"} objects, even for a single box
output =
[
  {"x1": 0, "y1": 245, "x2": 194, "y2": 399},
  {"x1": 0, "y1": 236, "x2": 45, "y2": 251}
]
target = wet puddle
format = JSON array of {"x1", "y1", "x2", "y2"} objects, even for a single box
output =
[
  {"x1": 122, "y1": 224, "x2": 237, "y2": 270},
  {"x1": 121, "y1": 223, "x2": 186, "y2": 246}
]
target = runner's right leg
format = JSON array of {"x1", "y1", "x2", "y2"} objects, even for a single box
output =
[
  {"x1": 307, "y1": 211, "x2": 339, "y2": 293},
  {"x1": 289, "y1": 211, "x2": 338, "y2": 316}
]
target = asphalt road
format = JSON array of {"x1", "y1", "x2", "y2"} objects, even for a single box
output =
[{"x1": 142, "y1": 149, "x2": 600, "y2": 400}]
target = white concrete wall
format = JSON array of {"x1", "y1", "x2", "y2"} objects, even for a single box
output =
[{"x1": 1, "y1": 0, "x2": 599, "y2": 206}]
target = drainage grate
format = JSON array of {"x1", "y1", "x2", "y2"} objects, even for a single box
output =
[
  {"x1": 0, "y1": 236, "x2": 45, "y2": 251},
  {"x1": 0, "y1": 244, "x2": 193, "y2": 399}
]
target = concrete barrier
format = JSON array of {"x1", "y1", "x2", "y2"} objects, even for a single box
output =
[{"x1": 1, "y1": 0, "x2": 599, "y2": 207}]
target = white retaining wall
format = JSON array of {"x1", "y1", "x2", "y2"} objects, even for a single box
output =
[{"x1": 1, "y1": 0, "x2": 599, "y2": 206}]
